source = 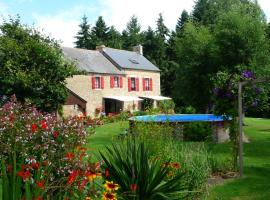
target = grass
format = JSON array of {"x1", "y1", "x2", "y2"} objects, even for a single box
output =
[
  {"x1": 87, "y1": 121, "x2": 128, "y2": 153},
  {"x1": 208, "y1": 118, "x2": 270, "y2": 200},
  {"x1": 87, "y1": 118, "x2": 270, "y2": 199}
]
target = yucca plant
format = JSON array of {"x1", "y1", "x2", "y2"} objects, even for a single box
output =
[{"x1": 100, "y1": 138, "x2": 187, "y2": 200}]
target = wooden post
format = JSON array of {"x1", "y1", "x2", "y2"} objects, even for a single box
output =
[{"x1": 238, "y1": 82, "x2": 243, "y2": 177}]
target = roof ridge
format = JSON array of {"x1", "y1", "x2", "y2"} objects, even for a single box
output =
[
  {"x1": 61, "y1": 46, "x2": 99, "y2": 53},
  {"x1": 104, "y1": 47, "x2": 140, "y2": 54}
]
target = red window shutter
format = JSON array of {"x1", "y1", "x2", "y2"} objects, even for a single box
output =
[
  {"x1": 136, "y1": 78, "x2": 139, "y2": 91},
  {"x1": 128, "y1": 77, "x2": 131, "y2": 92},
  {"x1": 101, "y1": 77, "x2": 104, "y2": 89},
  {"x1": 120, "y1": 76, "x2": 123, "y2": 88},
  {"x1": 150, "y1": 78, "x2": 153, "y2": 91},
  {"x1": 110, "y1": 76, "x2": 114, "y2": 88},
  {"x1": 92, "y1": 76, "x2": 95, "y2": 89},
  {"x1": 142, "y1": 78, "x2": 145, "y2": 91}
]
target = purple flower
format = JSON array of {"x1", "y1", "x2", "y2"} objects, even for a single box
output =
[
  {"x1": 242, "y1": 70, "x2": 254, "y2": 79},
  {"x1": 213, "y1": 87, "x2": 220, "y2": 95},
  {"x1": 252, "y1": 100, "x2": 258, "y2": 107},
  {"x1": 254, "y1": 87, "x2": 262, "y2": 95}
]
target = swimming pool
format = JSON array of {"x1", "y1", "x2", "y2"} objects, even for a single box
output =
[
  {"x1": 129, "y1": 114, "x2": 230, "y2": 123},
  {"x1": 129, "y1": 114, "x2": 231, "y2": 143}
]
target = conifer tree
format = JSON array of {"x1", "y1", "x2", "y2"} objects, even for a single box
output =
[
  {"x1": 74, "y1": 15, "x2": 91, "y2": 49},
  {"x1": 122, "y1": 15, "x2": 142, "y2": 49}
]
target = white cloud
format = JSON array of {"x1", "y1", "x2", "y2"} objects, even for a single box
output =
[
  {"x1": 100, "y1": 0, "x2": 195, "y2": 31},
  {"x1": 257, "y1": 0, "x2": 270, "y2": 21}
]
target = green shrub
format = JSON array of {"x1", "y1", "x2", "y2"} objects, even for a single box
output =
[
  {"x1": 183, "y1": 122, "x2": 213, "y2": 141},
  {"x1": 158, "y1": 100, "x2": 175, "y2": 114},
  {"x1": 100, "y1": 139, "x2": 187, "y2": 200}
]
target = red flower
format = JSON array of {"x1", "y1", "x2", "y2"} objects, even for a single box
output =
[
  {"x1": 67, "y1": 170, "x2": 79, "y2": 185},
  {"x1": 31, "y1": 162, "x2": 40, "y2": 170},
  {"x1": 7, "y1": 165, "x2": 12, "y2": 173},
  {"x1": 65, "y1": 152, "x2": 74, "y2": 161},
  {"x1": 41, "y1": 120, "x2": 48, "y2": 129},
  {"x1": 53, "y1": 131, "x2": 59, "y2": 138},
  {"x1": 33, "y1": 196, "x2": 42, "y2": 200},
  {"x1": 36, "y1": 180, "x2": 45, "y2": 189},
  {"x1": 9, "y1": 113, "x2": 14, "y2": 123},
  {"x1": 77, "y1": 179, "x2": 88, "y2": 191},
  {"x1": 130, "y1": 183, "x2": 137, "y2": 192},
  {"x1": 31, "y1": 123, "x2": 38, "y2": 133},
  {"x1": 105, "y1": 169, "x2": 110, "y2": 178},
  {"x1": 17, "y1": 169, "x2": 31, "y2": 181}
]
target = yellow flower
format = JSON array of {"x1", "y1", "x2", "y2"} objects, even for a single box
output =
[
  {"x1": 85, "y1": 197, "x2": 91, "y2": 200},
  {"x1": 104, "y1": 181, "x2": 120, "y2": 192},
  {"x1": 86, "y1": 171, "x2": 101, "y2": 181},
  {"x1": 103, "y1": 192, "x2": 117, "y2": 200}
]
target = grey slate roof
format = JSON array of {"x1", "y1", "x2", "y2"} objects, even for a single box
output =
[
  {"x1": 62, "y1": 47, "x2": 124, "y2": 75},
  {"x1": 102, "y1": 47, "x2": 160, "y2": 72}
]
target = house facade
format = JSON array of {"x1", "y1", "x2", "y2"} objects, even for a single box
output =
[{"x1": 62, "y1": 45, "x2": 170, "y2": 117}]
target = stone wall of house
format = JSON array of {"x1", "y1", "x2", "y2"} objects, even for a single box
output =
[{"x1": 64, "y1": 69, "x2": 160, "y2": 117}]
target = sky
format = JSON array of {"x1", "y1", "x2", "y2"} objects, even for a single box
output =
[{"x1": 0, "y1": 0, "x2": 270, "y2": 47}]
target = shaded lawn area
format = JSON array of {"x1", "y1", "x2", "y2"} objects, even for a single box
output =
[{"x1": 208, "y1": 118, "x2": 270, "y2": 200}]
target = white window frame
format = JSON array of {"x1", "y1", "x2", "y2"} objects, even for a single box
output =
[
  {"x1": 114, "y1": 76, "x2": 120, "y2": 88},
  {"x1": 130, "y1": 77, "x2": 136, "y2": 91},
  {"x1": 95, "y1": 76, "x2": 101, "y2": 89},
  {"x1": 144, "y1": 78, "x2": 150, "y2": 91}
]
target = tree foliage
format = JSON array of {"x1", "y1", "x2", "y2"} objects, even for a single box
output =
[
  {"x1": 0, "y1": 18, "x2": 76, "y2": 112},
  {"x1": 74, "y1": 15, "x2": 92, "y2": 49}
]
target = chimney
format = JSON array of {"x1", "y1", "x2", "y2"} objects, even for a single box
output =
[
  {"x1": 133, "y1": 45, "x2": 143, "y2": 55},
  {"x1": 96, "y1": 45, "x2": 106, "y2": 51}
]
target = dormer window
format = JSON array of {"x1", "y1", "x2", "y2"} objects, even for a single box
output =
[{"x1": 129, "y1": 58, "x2": 139, "y2": 64}]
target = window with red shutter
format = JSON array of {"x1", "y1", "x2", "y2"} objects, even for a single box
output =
[
  {"x1": 92, "y1": 76, "x2": 95, "y2": 89},
  {"x1": 101, "y1": 77, "x2": 104, "y2": 89},
  {"x1": 120, "y1": 77, "x2": 123, "y2": 88},
  {"x1": 110, "y1": 76, "x2": 114, "y2": 88},
  {"x1": 150, "y1": 78, "x2": 153, "y2": 91},
  {"x1": 142, "y1": 78, "x2": 145, "y2": 91},
  {"x1": 136, "y1": 78, "x2": 139, "y2": 91},
  {"x1": 128, "y1": 77, "x2": 131, "y2": 92}
]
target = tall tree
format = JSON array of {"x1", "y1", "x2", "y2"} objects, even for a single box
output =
[
  {"x1": 122, "y1": 15, "x2": 142, "y2": 49},
  {"x1": 175, "y1": 10, "x2": 189, "y2": 35},
  {"x1": 156, "y1": 13, "x2": 169, "y2": 41},
  {"x1": 74, "y1": 15, "x2": 92, "y2": 49},
  {"x1": 107, "y1": 26, "x2": 122, "y2": 49},
  {"x1": 90, "y1": 16, "x2": 109, "y2": 48},
  {"x1": 0, "y1": 18, "x2": 76, "y2": 112}
]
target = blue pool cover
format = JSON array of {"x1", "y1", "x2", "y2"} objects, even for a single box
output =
[{"x1": 129, "y1": 114, "x2": 230, "y2": 122}]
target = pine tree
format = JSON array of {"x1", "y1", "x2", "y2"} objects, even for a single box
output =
[
  {"x1": 74, "y1": 15, "x2": 91, "y2": 49},
  {"x1": 107, "y1": 26, "x2": 122, "y2": 49},
  {"x1": 122, "y1": 15, "x2": 142, "y2": 49},
  {"x1": 90, "y1": 16, "x2": 109, "y2": 48},
  {"x1": 176, "y1": 10, "x2": 189, "y2": 35},
  {"x1": 156, "y1": 13, "x2": 169, "y2": 41},
  {"x1": 142, "y1": 27, "x2": 159, "y2": 62}
]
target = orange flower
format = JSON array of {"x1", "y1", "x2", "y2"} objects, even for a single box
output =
[
  {"x1": 86, "y1": 171, "x2": 101, "y2": 181},
  {"x1": 167, "y1": 171, "x2": 174, "y2": 177},
  {"x1": 36, "y1": 180, "x2": 45, "y2": 189},
  {"x1": 104, "y1": 181, "x2": 120, "y2": 192},
  {"x1": 105, "y1": 169, "x2": 110, "y2": 178},
  {"x1": 161, "y1": 162, "x2": 170, "y2": 168},
  {"x1": 65, "y1": 152, "x2": 74, "y2": 161},
  {"x1": 102, "y1": 192, "x2": 117, "y2": 200},
  {"x1": 170, "y1": 162, "x2": 181, "y2": 169},
  {"x1": 85, "y1": 197, "x2": 91, "y2": 200},
  {"x1": 67, "y1": 170, "x2": 79, "y2": 185}
]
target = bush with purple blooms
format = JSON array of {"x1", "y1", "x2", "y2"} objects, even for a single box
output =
[{"x1": 211, "y1": 69, "x2": 269, "y2": 169}]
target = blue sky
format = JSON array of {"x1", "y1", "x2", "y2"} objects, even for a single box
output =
[{"x1": 1, "y1": 0, "x2": 270, "y2": 47}]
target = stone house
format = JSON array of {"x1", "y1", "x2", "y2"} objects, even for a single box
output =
[{"x1": 62, "y1": 45, "x2": 170, "y2": 117}]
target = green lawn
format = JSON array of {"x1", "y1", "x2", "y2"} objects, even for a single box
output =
[
  {"x1": 87, "y1": 118, "x2": 270, "y2": 199},
  {"x1": 87, "y1": 121, "x2": 128, "y2": 153},
  {"x1": 208, "y1": 118, "x2": 270, "y2": 200}
]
